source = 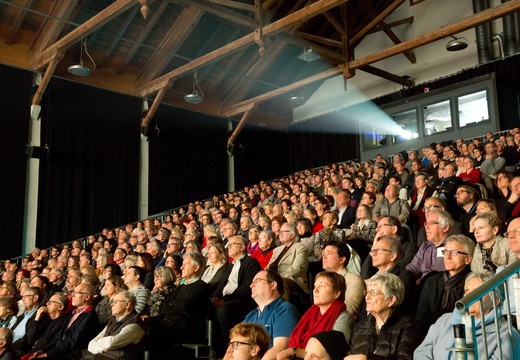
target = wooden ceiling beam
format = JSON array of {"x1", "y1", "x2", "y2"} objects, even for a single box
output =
[
  {"x1": 31, "y1": 0, "x2": 79, "y2": 52},
  {"x1": 369, "y1": 16, "x2": 413, "y2": 34},
  {"x1": 323, "y1": 11, "x2": 345, "y2": 37},
  {"x1": 32, "y1": 51, "x2": 65, "y2": 106},
  {"x1": 5, "y1": 0, "x2": 34, "y2": 45},
  {"x1": 220, "y1": 66, "x2": 343, "y2": 117},
  {"x1": 228, "y1": 104, "x2": 256, "y2": 146},
  {"x1": 350, "y1": 0, "x2": 520, "y2": 70},
  {"x1": 360, "y1": 65, "x2": 414, "y2": 86},
  {"x1": 141, "y1": 80, "x2": 175, "y2": 127},
  {"x1": 137, "y1": 6, "x2": 203, "y2": 84},
  {"x1": 29, "y1": 0, "x2": 136, "y2": 70},
  {"x1": 176, "y1": 0, "x2": 258, "y2": 29},
  {"x1": 360, "y1": 0, "x2": 415, "y2": 64},
  {"x1": 138, "y1": 0, "x2": 350, "y2": 97},
  {"x1": 295, "y1": 31, "x2": 344, "y2": 48},
  {"x1": 349, "y1": 0, "x2": 405, "y2": 46}
]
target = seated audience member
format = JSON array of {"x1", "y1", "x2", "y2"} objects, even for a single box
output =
[
  {"x1": 48, "y1": 268, "x2": 65, "y2": 293},
  {"x1": 454, "y1": 184, "x2": 479, "y2": 237},
  {"x1": 144, "y1": 252, "x2": 209, "y2": 358},
  {"x1": 24, "y1": 292, "x2": 68, "y2": 356},
  {"x1": 408, "y1": 172, "x2": 438, "y2": 232},
  {"x1": 414, "y1": 272, "x2": 520, "y2": 360},
  {"x1": 345, "y1": 273, "x2": 420, "y2": 360},
  {"x1": 416, "y1": 235, "x2": 474, "y2": 337},
  {"x1": 498, "y1": 217, "x2": 520, "y2": 320},
  {"x1": 458, "y1": 157, "x2": 482, "y2": 184},
  {"x1": 211, "y1": 236, "x2": 261, "y2": 352},
  {"x1": 335, "y1": 190, "x2": 356, "y2": 230},
  {"x1": 360, "y1": 216, "x2": 417, "y2": 279},
  {"x1": 251, "y1": 230, "x2": 276, "y2": 270},
  {"x1": 0, "y1": 297, "x2": 18, "y2": 329},
  {"x1": 495, "y1": 171, "x2": 515, "y2": 222},
  {"x1": 305, "y1": 330, "x2": 348, "y2": 360},
  {"x1": 436, "y1": 162, "x2": 463, "y2": 220},
  {"x1": 277, "y1": 272, "x2": 348, "y2": 360},
  {"x1": 503, "y1": 176, "x2": 520, "y2": 223},
  {"x1": 247, "y1": 225, "x2": 261, "y2": 255},
  {"x1": 123, "y1": 266, "x2": 150, "y2": 315},
  {"x1": 96, "y1": 276, "x2": 126, "y2": 326},
  {"x1": 87, "y1": 291, "x2": 146, "y2": 360},
  {"x1": 30, "y1": 276, "x2": 54, "y2": 306},
  {"x1": 372, "y1": 184, "x2": 410, "y2": 224},
  {"x1": 345, "y1": 204, "x2": 377, "y2": 261},
  {"x1": 136, "y1": 253, "x2": 154, "y2": 291},
  {"x1": 29, "y1": 283, "x2": 100, "y2": 359},
  {"x1": 480, "y1": 140, "x2": 506, "y2": 197},
  {"x1": 321, "y1": 241, "x2": 365, "y2": 320},
  {"x1": 406, "y1": 210, "x2": 454, "y2": 282},
  {"x1": 366, "y1": 237, "x2": 418, "y2": 316},
  {"x1": 266, "y1": 223, "x2": 309, "y2": 299},
  {"x1": 295, "y1": 219, "x2": 316, "y2": 263},
  {"x1": 472, "y1": 213, "x2": 516, "y2": 274},
  {"x1": 11, "y1": 287, "x2": 41, "y2": 354},
  {"x1": 145, "y1": 266, "x2": 176, "y2": 317},
  {"x1": 244, "y1": 270, "x2": 300, "y2": 360},
  {"x1": 201, "y1": 243, "x2": 230, "y2": 294},
  {"x1": 223, "y1": 323, "x2": 270, "y2": 360},
  {"x1": 0, "y1": 328, "x2": 14, "y2": 360},
  {"x1": 416, "y1": 197, "x2": 464, "y2": 247}
]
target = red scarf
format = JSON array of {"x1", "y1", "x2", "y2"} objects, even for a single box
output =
[{"x1": 289, "y1": 299, "x2": 346, "y2": 348}]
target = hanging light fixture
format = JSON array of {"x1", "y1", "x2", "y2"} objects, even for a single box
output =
[
  {"x1": 68, "y1": 37, "x2": 96, "y2": 77},
  {"x1": 184, "y1": 71, "x2": 204, "y2": 104},
  {"x1": 446, "y1": 36, "x2": 468, "y2": 51}
]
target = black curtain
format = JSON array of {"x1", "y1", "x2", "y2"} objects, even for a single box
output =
[
  {"x1": 37, "y1": 79, "x2": 141, "y2": 248},
  {"x1": 0, "y1": 65, "x2": 31, "y2": 258},
  {"x1": 288, "y1": 114, "x2": 360, "y2": 171},
  {"x1": 148, "y1": 107, "x2": 228, "y2": 214}
]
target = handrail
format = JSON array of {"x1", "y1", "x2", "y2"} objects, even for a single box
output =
[{"x1": 455, "y1": 259, "x2": 520, "y2": 312}]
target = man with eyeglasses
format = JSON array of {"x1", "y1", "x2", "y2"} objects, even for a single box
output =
[
  {"x1": 87, "y1": 291, "x2": 146, "y2": 359},
  {"x1": 416, "y1": 197, "x2": 464, "y2": 247},
  {"x1": 211, "y1": 235, "x2": 261, "y2": 356},
  {"x1": 406, "y1": 210, "x2": 455, "y2": 283},
  {"x1": 415, "y1": 234, "x2": 474, "y2": 337},
  {"x1": 11, "y1": 287, "x2": 41, "y2": 354},
  {"x1": 497, "y1": 217, "x2": 520, "y2": 324},
  {"x1": 454, "y1": 184, "x2": 479, "y2": 237},
  {"x1": 480, "y1": 141, "x2": 506, "y2": 196},
  {"x1": 435, "y1": 162, "x2": 463, "y2": 220},
  {"x1": 243, "y1": 270, "x2": 300, "y2": 360},
  {"x1": 29, "y1": 283, "x2": 99, "y2": 359}
]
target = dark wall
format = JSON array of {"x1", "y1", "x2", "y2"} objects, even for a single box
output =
[
  {"x1": 0, "y1": 65, "x2": 31, "y2": 258},
  {"x1": 37, "y1": 78, "x2": 142, "y2": 248}
]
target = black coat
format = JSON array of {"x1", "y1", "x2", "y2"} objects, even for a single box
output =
[
  {"x1": 337, "y1": 206, "x2": 356, "y2": 229},
  {"x1": 349, "y1": 311, "x2": 420, "y2": 360},
  {"x1": 212, "y1": 255, "x2": 261, "y2": 302}
]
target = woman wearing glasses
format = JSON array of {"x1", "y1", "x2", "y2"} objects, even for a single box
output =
[
  {"x1": 345, "y1": 273, "x2": 420, "y2": 360},
  {"x1": 224, "y1": 323, "x2": 270, "y2": 360}
]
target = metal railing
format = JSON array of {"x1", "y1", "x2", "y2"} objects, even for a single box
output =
[{"x1": 451, "y1": 259, "x2": 520, "y2": 360}]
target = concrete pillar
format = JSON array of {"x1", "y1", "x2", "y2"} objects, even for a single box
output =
[
  {"x1": 139, "y1": 134, "x2": 149, "y2": 219},
  {"x1": 227, "y1": 120, "x2": 235, "y2": 192}
]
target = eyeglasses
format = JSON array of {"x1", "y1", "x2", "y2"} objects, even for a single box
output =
[
  {"x1": 454, "y1": 190, "x2": 469, "y2": 197},
  {"x1": 369, "y1": 248, "x2": 392, "y2": 256},
  {"x1": 251, "y1": 278, "x2": 271, "y2": 284},
  {"x1": 73, "y1": 291, "x2": 88, "y2": 295},
  {"x1": 441, "y1": 249, "x2": 469, "y2": 256},
  {"x1": 280, "y1": 230, "x2": 292, "y2": 233},
  {"x1": 364, "y1": 289, "x2": 385, "y2": 297},
  {"x1": 228, "y1": 242, "x2": 243, "y2": 247},
  {"x1": 423, "y1": 205, "x2": 441, "y2": 211},
  {"x1": 504, "y1": 229, "x2": 520, "y2": 238},
  {"x1": 47, "y1": 300, "x2": 62, "y2": 305},
  {"x1": 228, "y1": 341, "x2": 252, "y2": 350},
  {"x1": 112, "y1": 299, "x2": 128, "y2": 304},
  {"x1": 424, "y1": 221, "x2": 440, "y2": 227},
  {"x1": 22, "y1": 294, "x2": 35, "y2": 298},
  {"x1": 376, "y1": 223, "x2": 393, "y2": 228}
]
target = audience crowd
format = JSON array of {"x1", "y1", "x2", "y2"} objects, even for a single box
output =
[{"x1": 1, "y1": 128, "x2": 520, "y2": 359}]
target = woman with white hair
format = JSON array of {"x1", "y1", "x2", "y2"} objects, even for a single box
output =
[{"x1": 345, "y1": 273, "x2": 420, "y2": 359}]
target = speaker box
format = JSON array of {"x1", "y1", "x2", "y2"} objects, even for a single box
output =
[{"x1": 27, "y1": 146, "x2": 49, "y2": 159}]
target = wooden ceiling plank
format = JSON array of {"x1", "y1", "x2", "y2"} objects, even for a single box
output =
[
  {"x1": 350, "y1": 0, "x2": 520, "y2": 70},
  {"x1": 349, "y1": 0, "x2": 405, "y2": 46},
  {"x1": 138, "y1": 0, "x2": 350, "y2": 96},
  {"x1": 30, "y1": 0, "x2": 137, "y2": 70},
  {"x1": 361, "y1": 65, "x2": 414, "y2": 86},
  {"x1": 5, "y1": 0, "x2": 34, "y2": 45},
  {"x1": 138, "y1": 6, "x2": 204, "y2": 84},
  {"x1": 323, "y1": 11, "x2": 345, "y2": 37},
  {"x1": 177, "y1": 0, "x2": 258, "y2": 29},
  {"x1": 102, "y1": 6, "x2": 140, "y2": 59},
  {"x1": 278, "y1": 33, "x2": 347, "y2": 63},
  {"x1": 208, "y1": 0, "x2": 256, "y2": 12},
  {"x1": 122, "y1": 0, "x2": 169, "y2": 67},
  {"x1": 221, "y1": 66, "x2": 343, "y2": 116},
  {"x1": 295, "y1": 31, "x2": 344, "y2": 47}
]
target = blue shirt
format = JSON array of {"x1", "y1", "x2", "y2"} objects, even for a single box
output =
[{"x1": 244, "y1": 297, "x2": 300, "y2": 347}]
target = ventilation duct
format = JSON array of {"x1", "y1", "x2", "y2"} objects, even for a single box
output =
[
  {"x1": 502, "y1": 0, "x2": 518, "y2": 56},
  {"x1": 472, "y1": 0, "x2": 493, "y2": 64}
]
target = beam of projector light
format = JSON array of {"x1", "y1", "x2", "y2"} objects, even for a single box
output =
[{"x1": 290, "y1": 89, "x2": 413, "y2": 142}]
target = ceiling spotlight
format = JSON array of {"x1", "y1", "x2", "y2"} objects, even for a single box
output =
[
  {"x1": 68, "y1": 37, "x2": 96, "y2": 77},
  {"x1": 446, "y1": 36, "x2": 468, "y2": 51},
  {"x1": 184, "y1": 71, "x2": 204, "y2": 104}
]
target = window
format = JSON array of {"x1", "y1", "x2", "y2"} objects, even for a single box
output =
[
  {"x1": 362, "y1": 127, "x2": 386, "y2": 151},
  {"x1": 391, "y1": 109, "x2": 418, "y2": 143},
  {"x1": 458, "y1": 90, "x2": 489, "y2": 127},
  {"x1": 423, "y1": 100, "x2": 452, "y2": 135}
]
